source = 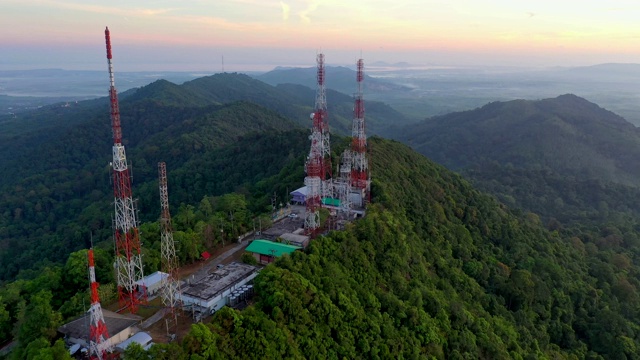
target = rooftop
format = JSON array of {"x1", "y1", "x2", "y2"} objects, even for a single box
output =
[
  {"x1": 135, "y1": 271, "x2": 168, "y2": 287},
  {"x1": 115, "y1": 331, "x2": 153, "y2": 352},
  {"x1": 58, "y1": 309, "x2": 142, "y2": 342},
  {"x1": 279, "y1": 233, "x2": 309, "y2": 244},
  {"x1": 290, "y1": 186, "x2": 307, "y2": 196},
  {"x1": 181, "y1": 262, "x2": 258, "y2": 301},
  {"x1": 245, "y1": 239, "x2": 302, "y2": 257}
]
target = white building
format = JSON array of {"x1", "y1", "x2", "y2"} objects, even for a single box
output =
[
  {"x1": 180, "y1": 262, "x2": 259, "y2": 317},
  {"x1": 136, "y1": 271, "x2": 168, "y2": 297},
  {"x1": 115, "y1": 331, "x2": 153, "y2": 352}
]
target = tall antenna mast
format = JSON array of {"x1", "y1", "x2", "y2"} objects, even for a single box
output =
[
  {"x1": 351, "y1": 58, "x2": 369, "y2": 202},
  {"x1": 105, "y1": 27, "x2": 146, "y2": 313},
  {"x1": 158, "y1": 162, "x2": 182, "y2": 318},
  {"x1": 88, "y1": 248, "x2": 113, "y2": 360},
  {"x1": 304, "y1": 53, "x2": 332, "y2": 236},
  {"x1": 316, "y1": 54, "x2": 333, "y2": 198}
]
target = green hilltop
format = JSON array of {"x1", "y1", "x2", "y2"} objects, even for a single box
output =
[
  {"x1": 393, "y1": 94, "x2": 640, "y2": 224},
  {"x1": 126, "y1": 138, "x2": 640, "y2": 359}
]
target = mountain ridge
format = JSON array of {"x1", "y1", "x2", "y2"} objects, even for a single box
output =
[{"x1": 393, "y1": 93, "x2": 640, "y2": 222}]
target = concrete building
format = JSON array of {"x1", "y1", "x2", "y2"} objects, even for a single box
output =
[
  {"x1": 245, "y1": 239, "x2": 302, "y2": 264},
  {"x1": 57, "y1": 309, "x2": 142, "y2": 349},
  {"x1": 136, "y1": 271, "x2": 169, "y2": 297},
  {"x1": 279, "y1": 233, "x2": 310, "y2": 248},
  {"x1": 180, "y1": 262, "x2": 259, "y2": 318}
]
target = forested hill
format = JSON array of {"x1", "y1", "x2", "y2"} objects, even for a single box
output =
[
  {"x1": 149, "y1": 137, "x2": 640, "y2": 359},
  {"x1": 391, "y1": 94, "x2": 640, "y2": 223},
  {"x1": 0, "y1": 96, "x2": 308, "y2": 282}
]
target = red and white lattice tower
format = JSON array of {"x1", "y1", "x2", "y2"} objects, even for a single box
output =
[
  {"x1": 105, "y1": 27, "x2": 146, "y2": 313},
  {"x1": 158, "y1": 162, "x2": 181, "y2": 314},
  {"x1": 88, "y1": 248, "x2": 113, "y2": 360},
  {"x1": 305, "y1": 53, "x2": 332, "y2": 236},
  {"x1": 351, "y1": 59, "x2": 369, "y2": 199}
]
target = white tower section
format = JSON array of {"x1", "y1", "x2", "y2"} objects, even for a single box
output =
[{"x1": 158, "y1": 162, "x2": 182, "y2": 313}]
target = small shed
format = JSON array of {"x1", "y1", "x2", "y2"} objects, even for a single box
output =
[
  {"x1": 136, "y1": 271, "x2": 168, "y2": 296},
  {"x1": 245, "y1": 239, "x2": 302, "y2": 264},
  {"x1": 115, "y1": 332, "x2": 153, "y2": 353},
  {"x1": 290, "y1": 186, "x2": 307, "y2": 204}
]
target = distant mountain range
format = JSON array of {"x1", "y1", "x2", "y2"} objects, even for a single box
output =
[
  {"x1": 256, "y1": 65, "x2": 411, "y2": 96},
  {"x1": 392, "y1": 94, "x2": 640, "y2": 223}
]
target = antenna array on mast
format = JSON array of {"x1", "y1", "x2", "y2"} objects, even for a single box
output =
[
  {"x1": 88, "y1": 248, "x2": 113, "y2": 360},
  {"x1": 351, "y1": 58, "x2": 369, "y2": 202},
  {"x1": 305, "y1": 53, "x2": 333, "y2": 236},
  {"x1": 105, "y1": 27, "x2": 146, "y2": 313}
]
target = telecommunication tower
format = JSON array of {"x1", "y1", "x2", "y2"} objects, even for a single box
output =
[
  {"x1": 305, "y1": 53, "x2": 332, "y2": 236},
  {"x1": 105, "y1": 27, "x2": 146, "y2": 313},
  {"x1": 351, "y1": 59, "x2": 369, "y2": 200},
  {"x1": 336, "y1": 149, "x2": 352, "y2": 215},
  {"x1": 158, "y1": 162, "x2": 181, "y2": 316},
  {"x1": 88, "y1": 248, "x2": 114, "y2": 360}
]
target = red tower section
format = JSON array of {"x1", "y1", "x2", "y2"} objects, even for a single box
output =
[
  {"x1": 351, "y1": 59, "x2": 369, "y2": 197},
  {"x1": 105, "y1": 27, "x2": 146, "y2": 313},
  {"x1": 304, "y1": 53, "x2": 332, "y2": 236},
  {"x1": 88, "y1": 249, "x2": 114, "y2": 360}
]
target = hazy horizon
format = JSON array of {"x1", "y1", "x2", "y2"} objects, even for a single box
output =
[{"x1": 2, "y1": 1, "x2": 640, "y2": 72}]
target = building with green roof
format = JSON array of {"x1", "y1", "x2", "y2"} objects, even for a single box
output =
[{"x1": 245, "y1": 239, "x2": 302, "y2": 264}]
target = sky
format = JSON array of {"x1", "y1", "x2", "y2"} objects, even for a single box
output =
[{"x1": 2, "y1": 0, "x2": 640, "y2": 71}]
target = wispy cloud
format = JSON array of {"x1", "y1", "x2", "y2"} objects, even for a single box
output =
[
  {"x1": 298, "y1": 0, "x2": 318, "y2": 23},
  {"x1": 280, "y1": 1, "x2": 290, "y2": 21},
  {"x1": 14, "y1": 0, "x2": 176, "y2": 17}
]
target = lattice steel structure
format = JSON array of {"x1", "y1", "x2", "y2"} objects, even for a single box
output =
[
  {"x1": 158, "y1": 162, "x2": 181, "y2": 314},
  {"x1": 351, "y1": 59, "x2": 369, "y2": 198},
  {"x1": 105, "y1": 27, "x2": 146, "y2": 313},
  {"x1": 305, "y1": 53, "x2": 332, "y2": 236},
  {"x1": 336, "y1": 149, "x2": 353, "y2": 215},
  {"x1": 88, "y1": 248, "x2": 114, "y2": 360}
]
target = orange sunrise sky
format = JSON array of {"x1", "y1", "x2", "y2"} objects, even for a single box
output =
[{"x1": 2, "y1": 0, "x2": 640, "y2": 71}]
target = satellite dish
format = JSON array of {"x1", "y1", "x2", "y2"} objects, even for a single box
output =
[{"x1": 310, "y1": 112, "x2": 315, "y2": 119}]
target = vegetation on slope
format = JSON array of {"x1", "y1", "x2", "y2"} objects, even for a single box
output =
[
  {"x1": 0, "y1": 98, "x2": 304, "y2": 282},
  {"x1": 116, "y1": 138, "x2": 640, "y2": 359},
  {"x1": 392, "y1": 94, "x2": 640, "y2": 224}
]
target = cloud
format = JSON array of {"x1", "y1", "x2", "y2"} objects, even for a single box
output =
[
  {"x1": 298, "y1": 1, "x2": 318, "y2": 23},
  {"x1": 280, "y1": 1, "x2": 290, "y2": 21}
]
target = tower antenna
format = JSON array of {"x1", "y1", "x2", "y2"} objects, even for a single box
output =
[
  {"x1": 304, "y1": 53, "x2": 333, "y2": 237},
  {"x1": 350, "y1": 58, "x2": 369, "y2": 205},
  {"x1": 105, "y1": 27, "x2": 146, "y2": 313},
  {"x1": 88, "y1": 247, "x2": 114, "y2": 360},
  {"x1": 158, "y1": 162, "x2": 182, "y2": 324}
]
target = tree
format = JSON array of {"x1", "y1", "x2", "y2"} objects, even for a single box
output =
[
  {"x1": 123, "y1": 342, "x2": 150, "y2": 360},
  {"x1": 17, "y1": 291, "x2": 61, "y2": 346},
  {"x1": 0, "y1": 296, "x2": 10, "y2": 343}
]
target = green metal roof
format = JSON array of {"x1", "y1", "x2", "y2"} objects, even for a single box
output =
[
  {"x1": 246, "y1": 240, "x2": 302, "y2": 257},
  {"x1": 322, "y1": 197, "x2": 341, "y2": 206}
]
